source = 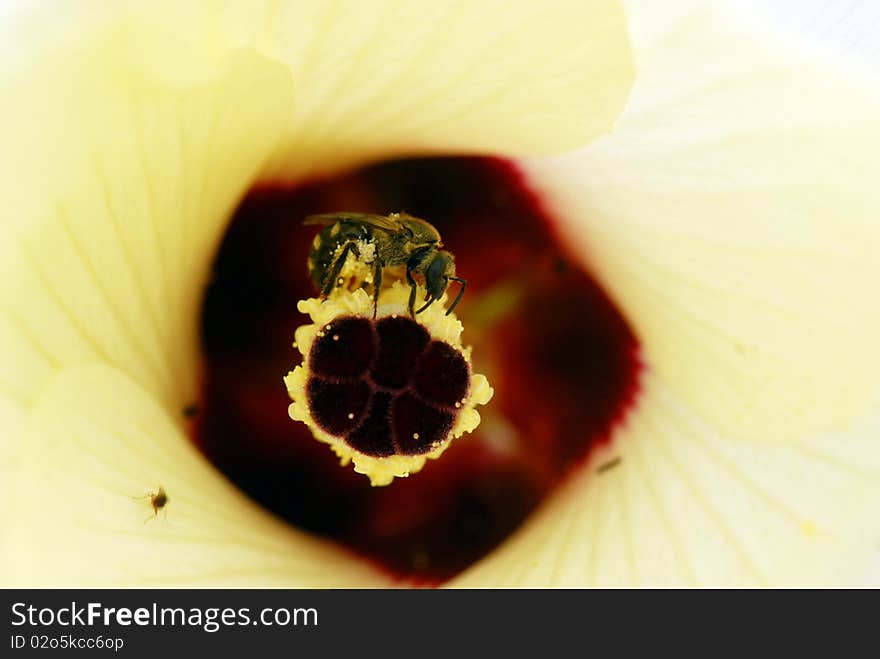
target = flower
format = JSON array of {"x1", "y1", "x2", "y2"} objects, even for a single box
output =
[{"x1": 2, "y1": 0, "x2": 879, "y2": 587}]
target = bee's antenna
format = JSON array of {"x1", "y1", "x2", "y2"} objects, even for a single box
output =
[{"x1": 445, "y1": 277, "x2": 467, "y2": 316}]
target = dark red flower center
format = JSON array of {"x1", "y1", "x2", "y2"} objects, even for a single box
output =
[
  {"x1": 305, "y1": 315, "x2": 469, "y2": 456},
  {"x1": 194, "y1": 157, "x2": 642, "y2": 584}
]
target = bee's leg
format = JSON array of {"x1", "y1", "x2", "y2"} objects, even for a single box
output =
[
  {"x1": 406, "y1": 268, "x2": 418, "y2": 318},
  {"x1": 445, "y1": 277, "x2": 467, "y2": 316},
  {"x1": 321, "y1": 241, "x2": 360, "y2": 297},
  {"x1": 416, "y1": 296, "x2": 436, "y2": 314},
  {"x1": 371, "y1": 259, "x2": 383, "y2": 318}
]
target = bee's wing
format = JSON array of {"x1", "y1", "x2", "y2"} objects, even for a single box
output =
[{"x1": 303, "y1": 212, "x2": 400, "y2": 232}]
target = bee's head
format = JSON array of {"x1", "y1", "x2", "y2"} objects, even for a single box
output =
[
  {"x1": 399, "y1": 214, "x2": 442, "y2": 247},
  {"x1": 424, "y1": 251, "x2": 456, "y2": 301},
  {"x1": 419, "y1": 251, "x2": 466, "y2": 316}
]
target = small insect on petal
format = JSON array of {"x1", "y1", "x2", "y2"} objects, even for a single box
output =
[
  {"x1": 134, "y1": 485, "x2": 169, "y2": 523},
  {"x1": 596, "y1": 457, "x2": 622, "y2": 474}
]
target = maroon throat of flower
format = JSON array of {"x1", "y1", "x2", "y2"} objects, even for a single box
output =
[{"x1": 193, "y1": 156, "x2": 642, "y2": 585}]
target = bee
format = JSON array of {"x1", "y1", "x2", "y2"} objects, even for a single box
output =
[{"x1": 304, "y1": 212, "x2": 467, "y2": 318}]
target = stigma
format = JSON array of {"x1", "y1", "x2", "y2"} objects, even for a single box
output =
[{"x1": 284, "y1": 282, "x2": 493, "y2": 485}]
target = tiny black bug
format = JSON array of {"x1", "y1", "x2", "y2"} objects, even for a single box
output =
[{"x1": 134, "y1": 485, "x2": 169, "y2": 523}]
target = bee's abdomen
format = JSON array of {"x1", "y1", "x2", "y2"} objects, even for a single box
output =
[
  {"x1": 307, "y1": 226, "x2": 336, "y2": 291},
  {"x1": 307, "y1": 221, "x2": 370, "y2": 291}
]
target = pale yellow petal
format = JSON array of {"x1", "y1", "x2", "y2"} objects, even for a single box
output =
[
  {"x1": 466, "y1": 0, "x2": 880, "y2": 588},
  {"x1": 168, "y1": 0, "x2": 634, "y2": 177},
  {"x1": 451, "y1": 372, "x2": 880, "y2": 587},
  {"x1": 3, "y1": 364, "x2": 385, "y2": 586},
  {"x1": 0, "y1": 21, "x2": 298, "y2": 576},
  {"x1": 523, "y1": 0, "x2": 880, "y2": 441},
  {"x1": 0, "y1": 23, "x2": 294, "y2": 415},
  {"x1": 18, "y1": 0, "x2": 633, "y2": 180}
]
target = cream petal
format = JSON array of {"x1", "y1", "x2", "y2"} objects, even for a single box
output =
[
  {"x1": 133, "y1": 0, "x2": 635, "y2": 179},
  {"x1": 0, "y1": 23, "x2": 295, "y2": 415},
  {"x1": 471, "y1": 0, "x2": 880, "y2": 587},
  {"x1": 522, "y1": 0, "x2": 880, "y2": 441},
  {"x1": 3, "y1": 364, "x2": 384, "y2": 586},
  {"x1": 0, "y1": 29, "x2": 296, "y2": 556},
  {"x1": 733, "y1": 0, "x2": 880, "y2": 80},
  {"x1": 0, "y1": 22, "x2": 299, "y2": 582},
  {"x1": 450, "y1": 371, "x2": 880, "y2": 587},
  {"x1": 5, "y1": 0, "x2": 634, "y2": 181}
]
